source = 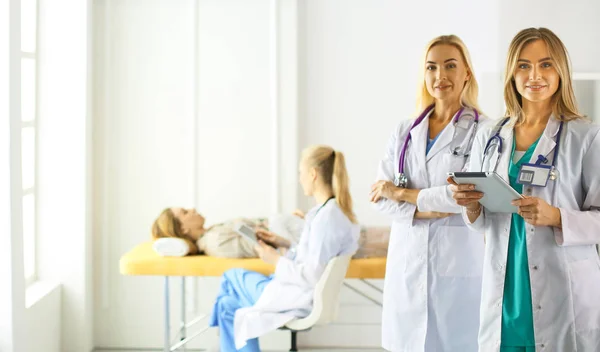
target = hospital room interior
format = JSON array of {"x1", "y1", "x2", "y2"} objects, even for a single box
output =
[{"x1": 3, "y1": 0, "x2": 600, "y2": 351}]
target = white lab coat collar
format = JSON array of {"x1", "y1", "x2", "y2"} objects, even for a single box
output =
[
  {"x1": 496, "y1": 118, "x2": 514, "y2": 181},
  {"x1": 496, "y1": 115, "x2": 562, "y2": 173},
  {"x1": 528, "y1": 115, "x2": 561, "y2": 165},
  {"x1": 408, "y1": 108, "x2": 431, "y2": 170}
]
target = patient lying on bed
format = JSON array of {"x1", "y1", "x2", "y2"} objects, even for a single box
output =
[{"x1": 151, "y1": 208, "x2": 305, "y2": 258}]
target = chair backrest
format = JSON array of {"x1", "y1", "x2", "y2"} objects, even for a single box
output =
[{"x1": 309, "y1": 254, "x2": 353, "y2": 325}]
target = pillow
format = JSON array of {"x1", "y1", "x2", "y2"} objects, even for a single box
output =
[
  {"x1": 353, "y1": 226, "x2": 390, "y2": 259},
  {"x1": 153, "y1": 237, "x2": 190, "y2": 257}
]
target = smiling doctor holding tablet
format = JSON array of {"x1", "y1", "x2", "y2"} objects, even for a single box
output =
[{"x1": 450, "y1": 27, "x2": 600, "y2": 352}]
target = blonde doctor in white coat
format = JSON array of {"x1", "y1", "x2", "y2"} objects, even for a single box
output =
[
  {"x1": 450, "y1": 28, "x2": 600, "y2": 352},
  {"x1": 208, "y1": 145, "x2": 359, "y2": 352},
  {"x1": 370, "y1": 35, "x2": 490, "y2": 352}
]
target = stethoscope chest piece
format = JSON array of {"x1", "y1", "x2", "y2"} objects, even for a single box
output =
[{"x1": 394, "y1": 173, "x2": 408, "y2": 188}]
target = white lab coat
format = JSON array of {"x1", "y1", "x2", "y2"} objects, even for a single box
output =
[
  {"x1": 464, "y1": 116, "x2": 600, "y2": 352},
  {"x1": 233, "y1": 200, "x2": 360, "y2": 349},
  {"x1": 375, "y1": 108, "x2": 490, "y2": 352}
]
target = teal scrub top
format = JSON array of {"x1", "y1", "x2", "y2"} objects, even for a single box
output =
[{"x1": 501, "y1": 136, "x2": 540, "y2": 347}]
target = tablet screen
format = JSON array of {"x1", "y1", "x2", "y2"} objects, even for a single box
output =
[
  {"x1": 450, "y1": 171, "x2": 522, "y2": 213},
  {"x1": 237, "y1": 224, "x2": 257, "y2": 242}
]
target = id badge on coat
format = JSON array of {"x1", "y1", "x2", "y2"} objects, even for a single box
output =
[{"x1": 517, "y1": 163, "x2": 553, "y2": 187}]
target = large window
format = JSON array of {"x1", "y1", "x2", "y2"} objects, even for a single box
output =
[{"x1": 21, "y1": 0, "x2": 38, "y2": 284}]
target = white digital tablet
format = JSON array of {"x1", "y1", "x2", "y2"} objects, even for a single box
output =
[
  {"x1": 234, "y1": 223, "x2": 259, "y2": 245},
  {"x1": 449, "y1": 171, "x2": 524, "y2": 213}
]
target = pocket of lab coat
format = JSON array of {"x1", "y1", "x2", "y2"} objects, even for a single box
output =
[
  {"x1": 441, "y1": 151, "x2": 468, "y2": 176},
  {"x1": 436, "y1": 225, "x2": 484, "y2": 277},
  {"x1": 568, "y1": 258, "x2": 600, "y2": 331}
]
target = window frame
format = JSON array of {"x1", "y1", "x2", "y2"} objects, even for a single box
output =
[{"x1": 20, "y1": 0, "x2": 39, "y2": 286}]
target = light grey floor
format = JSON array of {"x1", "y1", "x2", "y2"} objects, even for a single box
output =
[{"x1": 99, "y1": 349, "x2": 384, "y2": 352}]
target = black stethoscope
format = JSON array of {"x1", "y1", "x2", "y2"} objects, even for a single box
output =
[
  {"x1": 394, "y1": 104, "x2": 480, "y2": 188},
  {"x1": 482, "y1": 117, "x2": 564, "y2": 180},
  {"x1": 304, "y1": 196, "x2": 335, "y2": 235},
  {"x1": 316, "y1": 197, "x2": 335, "y2": 215}
]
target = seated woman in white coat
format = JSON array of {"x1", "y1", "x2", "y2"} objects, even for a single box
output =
[
  {"x1": 209, "y1": 145, "x2": 360, "y2": 352},
  {"x1": 450, "y1": 27, "x2": 600, "y2": 352},
  {"x1": 370, "y1": 35, "x2": 490, "y2": 352}
]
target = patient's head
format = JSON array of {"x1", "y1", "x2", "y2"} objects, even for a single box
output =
[
  {"x1": 170, "y1": 207, "x2": 206, "y2": 238},
  {"x1": 151, "y1": 208, "x2": 206, "y2": 254}
]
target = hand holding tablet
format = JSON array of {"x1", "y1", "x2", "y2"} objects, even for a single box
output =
[
  {"x1": 234, "y1": 223, "x2": 282, "y2": 249},
  {"x1": 233, "y1": 223, "x2": 261, "y2": 245},
  {"x1": 448, "y1": 172, "x2": 524, "y2": 213}
]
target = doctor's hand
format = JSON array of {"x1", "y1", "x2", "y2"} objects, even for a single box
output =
[
  {"x1": 447, "y1": 177, "x2": 483, "y2": 210},
  {"x1": 512, "y1": 196, "x2": 562, "y2": 228},
  {"x1": 370, "y1": 180, "x2": 399, "y2": 203},
  {"x1": 255, "y1": 241, "x2": 281, "y2": 265},
  {"x1": 256, "y1": 229, "x2": 291, "y2": 249}
]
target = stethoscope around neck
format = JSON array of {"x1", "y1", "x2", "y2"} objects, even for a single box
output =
[
  {"x1": 482, "y1": 116, "x2": 564, "y2": 175},
  {"x1": 394, "y1": 104, "x2": 480, "y2": 188}
]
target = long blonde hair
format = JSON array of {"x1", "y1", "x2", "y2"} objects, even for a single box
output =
[
  {"x1": 301, "y1": 145, "x2": 357, "y2": 224},
  {"x1": 416, "y1": 35, "x2": 480, "y2": 113},
  {"x1": 503, "y1": 27, "x2": 582, "y2": 122},
  {"x1": 151, "y1": 208, "x2": 199, "y2": 254}
]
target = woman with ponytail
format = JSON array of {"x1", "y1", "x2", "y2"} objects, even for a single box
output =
[{"x1": 209, "y1": 145, "x2": 360, "y2": 352}]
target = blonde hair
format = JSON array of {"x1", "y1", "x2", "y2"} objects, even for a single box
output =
[
  {"x1": 151, "y1": 208, "x2": 199, "y2": 254},
  {"x1": 416, "y1": 34, "x2": 480, "y2": 113},
  {"x1": 503, "y1": 27, "x2": 582, "y2": 122},
  {"x1": 301, "y1": 145, "x2": 357, "y2": 224}
]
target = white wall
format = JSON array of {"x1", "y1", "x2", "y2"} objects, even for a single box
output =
[
  {"x1": 196, "y1": 0, "x2": 274, "y2": 220},
  {"x1": 93, "y1": 0, "x2": 600, "y2": 350},
  {"x1": 25, "y1": 285, "x2": 62, "y2": 352},
  {"x1": 574, "y1": 80, "x2": 595, "y2": 118}
]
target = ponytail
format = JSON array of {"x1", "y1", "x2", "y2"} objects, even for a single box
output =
[
  {"x1": 331, "y1": 151, "x2": 356, "y2": 223},
  {"x1": 301, "y1": 145, "x2": 357, "y2": 224}
]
